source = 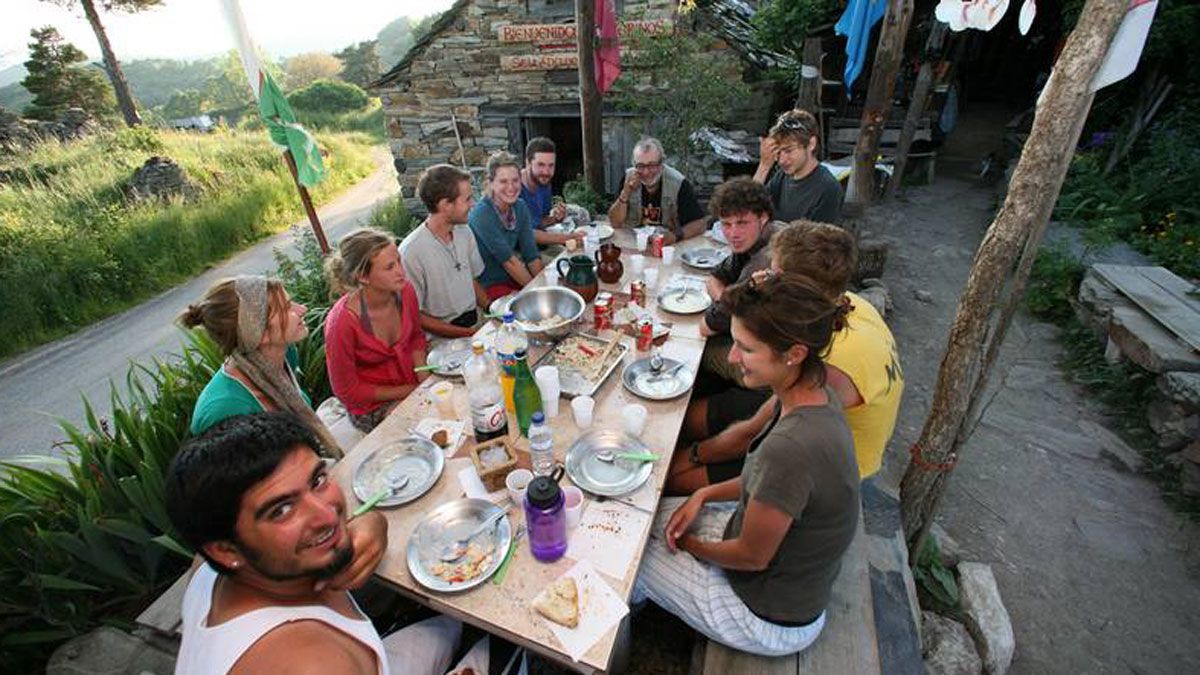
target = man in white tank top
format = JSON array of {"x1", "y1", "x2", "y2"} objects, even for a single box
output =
[{"x1": 165, "y1": 413, "x2": 507, "y2": 675}]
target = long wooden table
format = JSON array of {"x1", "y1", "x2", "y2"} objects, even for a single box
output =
[{"x1": 332, "y1": 227, "x2": 724, "y2": 673}]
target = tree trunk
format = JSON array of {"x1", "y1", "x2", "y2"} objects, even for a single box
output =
[
  {"x1": 899, "y1": 0, "x2": 1132, "y2": 553},
  {"x1": 576, "y1": 0, "x2": 605, "y2": 194},
  {"x1": 848, "y1": 0, "x2": 913, "y2": 204},
  {"x1": 80, "y1": 0, "x2": 140, "y2": 127},
  {"x1": 885, "y1": 21, "x2": 947, "y2": 200},
  {"x1": 796, "y1": 38, "x2": 823, "y2": 112}
]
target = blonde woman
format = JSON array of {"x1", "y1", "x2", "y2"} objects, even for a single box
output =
[
  {"x1": 468, "y1": 150, "x2": 544, "y2": 300},
  {"x1": 181, "y1": 275, "x2": 342, "y2": 457},
  {"x1": 324, "y1": 228, "x2": 429, "y2": 433}
]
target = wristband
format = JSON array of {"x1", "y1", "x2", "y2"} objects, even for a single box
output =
[
  {"x1": 688, "y1": 441, "x2": 702, "y2": 465},
  {"x1": 617, "y1": 195, "x2": 629, "y2": 205}
]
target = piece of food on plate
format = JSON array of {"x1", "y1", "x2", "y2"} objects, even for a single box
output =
[
  {"x1": 533, "y1": 576, "x2": 580, "y2": 628},
  {"x1": 431, "y1": 428, "x2": 450, "y2": 448}
]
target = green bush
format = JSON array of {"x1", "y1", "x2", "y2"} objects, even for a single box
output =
[
  {"x1": 0, "y1": 127, "x2": 376, "y2": 360},
  {"x1": 366, "y1": 193, "x2": 419, "y2": 240},
  {"x1": 287, "y1": 78, "x2": 369, "y2": 115},
  {"x1": 563, "y1": 177, "x2": 608, "y2": 218}
]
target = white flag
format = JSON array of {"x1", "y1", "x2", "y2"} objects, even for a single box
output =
[{"x1": 1091, "y1": 0, "x2": 1159, "y2": 92}]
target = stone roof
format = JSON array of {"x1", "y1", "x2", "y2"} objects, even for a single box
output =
[{"x1": 371, "y1": 0, "x2": 792, "y2": 90}]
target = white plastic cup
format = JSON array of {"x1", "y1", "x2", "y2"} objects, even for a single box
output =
[
  {"x1": 630, "y1": 254, "x2": 645, "y2": 278},
  {"x1": 431, "y1": 381, "x2": 455, "y2": 417},
  {"x1": 563, "y1": 486, "x2": 583, "y2": 529},
  {"x1": 506, "y1": 468, "x2": 533, "y2": 506},
  {"x1": 643, "y1": 267, "x2": 659, "y2": 290},
  {"x1": 621, "y1": 403, "x2": 648, "y2": 437},
  {"x1": 661, "y1": 246, "x2": 676, "y2": 265},
  {"x1": 534, "y1": 366, "x2": 561, "y2": 417},
  {"x1": 635, "y1": 230, "x2": 650, "y2": 251},
  {"x1": 571, "y1": 395, "x2": 595, "y2": 428}
]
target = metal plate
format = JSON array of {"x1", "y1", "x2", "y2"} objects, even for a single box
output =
[
  {"x1": 680, "y1": 247, "x2": 728, "y2": 271},
  {"x1": 427, "y1": 338, "x2": 474, "y2": 378},
  {"x1": 488, "y1": 293, "x2": 515, "y2": 318},
  {"x1": 565, "y1": 429, "x2": 654, "y2": 497},
  {"x1": 621, "y1": 356, "x2": 694, "y2": 401},
  {"x1": 657, "y1": 286, "x2": 712, "y2": 314},
  {"x1": 352, "y1": 436, "x2": 445, "y2": 507},
  {"x1": 546, "y1": 221, "x2": 614, "y2": 240},
  {"x1": 707, "y1": 221, "x2": 728, "y2": 245},
  {"x1": 531, "y1": 332, "x2": 629, "y2": 398},
  {"x1": 406, "y1": 498, "x2": 512, "y2": 593}
]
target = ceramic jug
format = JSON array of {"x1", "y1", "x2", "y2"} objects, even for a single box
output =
[
  {"x1": 595, "y1": 243, "x2": 624, "y2": 284},
  {"x1": 556, "y1": 254, "x2": 599, "y2": 303}
]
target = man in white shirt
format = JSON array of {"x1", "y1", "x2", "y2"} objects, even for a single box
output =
[
  {"x1": 167, "y1": 413, "x2": 519, "y2": 675},
  {"x1": 400, "y1": 164, "x2": 489, "y2": 340}
]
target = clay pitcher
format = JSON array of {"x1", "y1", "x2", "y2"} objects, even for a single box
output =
[
  {"x1": 556, "y1": 254, "x2": 599, "y2": 303},
  {"x1": 595, "y1": 243, "x2": 624, "y2": 284}
]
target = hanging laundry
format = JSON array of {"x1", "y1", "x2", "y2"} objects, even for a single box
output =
[
  {"x1": 934, "y1": 0, "x2": 1011, "y2": 32},
  {"x1": 835, "y1": 0, "x2": 889, "y2": 92},
  {"x1": 595, "y1": 0, "x2": 622, "y2": 94},
  {"x1": 1018, "y1": 0, "x2": 1037, "y2": 35}
]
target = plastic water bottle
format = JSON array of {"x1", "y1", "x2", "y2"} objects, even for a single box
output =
[
  {"x1": 528, "y1": 411, "x2": 554, "y2": 476},
  {"x1": 495, "y1": 312, "x2": 528, "y2": 413},
  {"x1": 462, "y1": 341, "x2": 508, "y2": 443}
]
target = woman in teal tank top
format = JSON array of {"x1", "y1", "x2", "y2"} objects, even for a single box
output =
[{"x1": 180, "y1": 275, "x2": 341, "y2": 456}]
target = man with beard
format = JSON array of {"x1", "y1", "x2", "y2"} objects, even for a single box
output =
[
  {"x1": 519, "y1": 137, "x2": 582, "y2": 247},
  {"x1": 167, "y1": 413, "x2": 502, "y2": 674},
  {"x1": 754, "y1": 109, "x2": 842, "y2": 224},
  {"x1": 608, "y1": 137, "x2": 707, "y2": 244}
]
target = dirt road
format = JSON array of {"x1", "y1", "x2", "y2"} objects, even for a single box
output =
[{"x1": 0, "y1": 149, "x2": 399, "y2": 461}]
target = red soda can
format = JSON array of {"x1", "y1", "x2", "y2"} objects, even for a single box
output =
[
  {"x1": 648, "y1": 233, "x2": 665, "y2": 258},
  {"x1": 629, "y1": 280, "x2": 646, "y2": 307},
  {"x1": 593, "y1": 299, "x2": 611, "y2": 331},
  {"x1": 636, "y1": 319, "x2": 654, "y2": 351}
]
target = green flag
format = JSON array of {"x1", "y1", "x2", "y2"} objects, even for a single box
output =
[{"x1": 258, "y1": 71, "x2": 326, "y2": 188}]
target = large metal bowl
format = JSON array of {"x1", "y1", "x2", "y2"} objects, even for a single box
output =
[{"x1": 507, "y1": 286, "x2": 586, "y2": 341}]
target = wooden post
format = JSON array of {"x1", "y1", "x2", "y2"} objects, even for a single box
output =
[
  {"x1": 885, "y1": 21, "x2": 948, "y2": 200},
  {"x1": 796, "y1": 37, "x2": 823, "y2": 112},
  {"x1": 848, "y1": 0, "x2": 913, "y2": 204},
  {"x1": 282, "y1": 149, "x2": 331, "y2": 255},
  {"x1": 576, "y1": 0, "x2": 605, "y2": 194},
  {"x1": 899, "y1": 0, "x2": 1132, "y2": 554}
]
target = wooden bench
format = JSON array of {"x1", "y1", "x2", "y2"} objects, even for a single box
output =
[{"x1": 825, "y1": 116, "x2": 938, "y2": 185}]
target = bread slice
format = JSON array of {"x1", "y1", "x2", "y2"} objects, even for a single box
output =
[{"x1": 533, "y1": 577, "x2": 579, "y2": 628}]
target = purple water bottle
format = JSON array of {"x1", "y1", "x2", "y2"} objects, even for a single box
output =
[{"x1": 524, "y1": 466, "x2": 567, "y2": 562}]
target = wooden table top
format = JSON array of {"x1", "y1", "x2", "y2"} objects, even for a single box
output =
[{"x1": 332, "y1": 228, "x2": 726, "y2": 673}]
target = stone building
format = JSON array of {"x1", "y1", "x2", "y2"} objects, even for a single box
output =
[{"x1": 371, "y1": 0, "x2": 789, "y2": 215}]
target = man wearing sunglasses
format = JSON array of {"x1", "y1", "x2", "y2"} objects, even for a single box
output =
[
  {"x1": 608, "y1": 137, "x2": 707, "y2": 243},
  {"x1": 754, "y1": 110, "x2": 843, "y2": 224}
]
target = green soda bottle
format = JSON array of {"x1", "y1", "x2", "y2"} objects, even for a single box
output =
[{"x1": 512, "y1": 347, "x2": 543, "y2": 437}]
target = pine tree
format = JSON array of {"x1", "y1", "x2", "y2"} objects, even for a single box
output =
[
  {"x1": 22, "y1": 26, "x2": 115, "y2": 121},
  {"x1": 335, "y1": 41, "x2": 381, "y2": 88}
]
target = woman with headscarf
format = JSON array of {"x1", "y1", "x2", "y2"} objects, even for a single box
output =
[{"x1": 180, "y1": 275, "x2": 343, "y2": 457}]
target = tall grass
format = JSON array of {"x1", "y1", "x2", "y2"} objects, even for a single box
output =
[{"x1": 0, "y1": 127, "x2": 377, "y2": 360}]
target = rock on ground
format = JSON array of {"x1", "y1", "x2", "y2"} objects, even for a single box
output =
[
  {"x1": 958, "y1": 563, "x2": 1015, "y2": 675},
  {"x1": 923, "y1": 610, "x2": 983, "y2": 675},
  {"x1": 47, "y1": 626, "x2": 175, "y2": 675}
]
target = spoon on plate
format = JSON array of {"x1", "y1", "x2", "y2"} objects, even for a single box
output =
[
  {"x1": 439, "y1": 509, "x2": 507, "y2": 562},
  {"x1": 595, "y1": 449, "x2": 660, "y2": 463},
  {"x1": 352, "y1": 465, "x2": 410, "y2": 518}
]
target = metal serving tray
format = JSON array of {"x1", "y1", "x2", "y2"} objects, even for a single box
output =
[{"x1": 532, "y1": 332, "x2": 629, "y2": 398}]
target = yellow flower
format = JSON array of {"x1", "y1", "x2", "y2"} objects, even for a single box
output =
[{"x1": 678, "y1": 0, "x2": 698, "y2": 13}]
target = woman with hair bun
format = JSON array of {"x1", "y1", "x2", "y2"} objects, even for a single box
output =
[
  {"x1": 634, "y1": 273, "x2": 860, "y2": 656},
  {"x1": 180, "y1": 275, "x2": 342, "y2": 457},
  {"x1": 324, "y1": 227, "x2": 428, "y2": 433}
]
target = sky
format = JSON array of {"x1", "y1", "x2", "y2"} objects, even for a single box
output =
[{"x1": 1, "y1": 0, "x2": 453, "y2": 70}]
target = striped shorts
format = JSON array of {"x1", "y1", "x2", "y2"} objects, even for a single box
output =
[{"x1": 632, "y1": 497, "x2": 825, "y2": 656}]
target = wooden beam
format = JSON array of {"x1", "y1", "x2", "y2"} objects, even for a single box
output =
[
  {"x1": 576, "y1": 0, "x2": 605, "y2": 194},
  {"x1": 885, "y1": 21, "x2": 947, "y2": 200},
  {"x1": 796, "y1": 37, "x2": 823, "y2": 112},
  {"x1": 899, "y1": 0, "x2": 1133, "y2": 551},
  {"x1": 848, "y1": 0, "x2": 913, "y2": 205}
]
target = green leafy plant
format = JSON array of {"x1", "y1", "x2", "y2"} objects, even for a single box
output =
[
  {"x1": 1025, "y1": 244, "x2": 1084, "y2": 324},
  {"x1": 288, "y1": 78, "x2": 370, "y2": 115},
  {"x1": 563, "y1": 177, "x2": 608, "y2": 217},
  {"x1": 912, "y1": 535, "x2": 960, "y2": 611}
]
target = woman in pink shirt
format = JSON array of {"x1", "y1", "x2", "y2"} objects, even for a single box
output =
[{"x1": 324, "y1": 228, "x2": 429, "y2": 432}]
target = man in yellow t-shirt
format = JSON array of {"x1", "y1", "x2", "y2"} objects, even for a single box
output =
[{"x1": 667, "y1": 221, "x2": 902, "y2": 493}]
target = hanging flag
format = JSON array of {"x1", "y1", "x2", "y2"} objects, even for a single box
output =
[
  {"x1": 218, "y1": 0, "x2": 326, "y2": 187},
  {"x1": 1091, "y1": 0, "x2": 1159, "y2": 92},
  {"x1": 835, "y1": 0, "x2": 888, "y2": 92},
  {"x1": 595, "y1": 0, "x2": 622, "y2": 94}
]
